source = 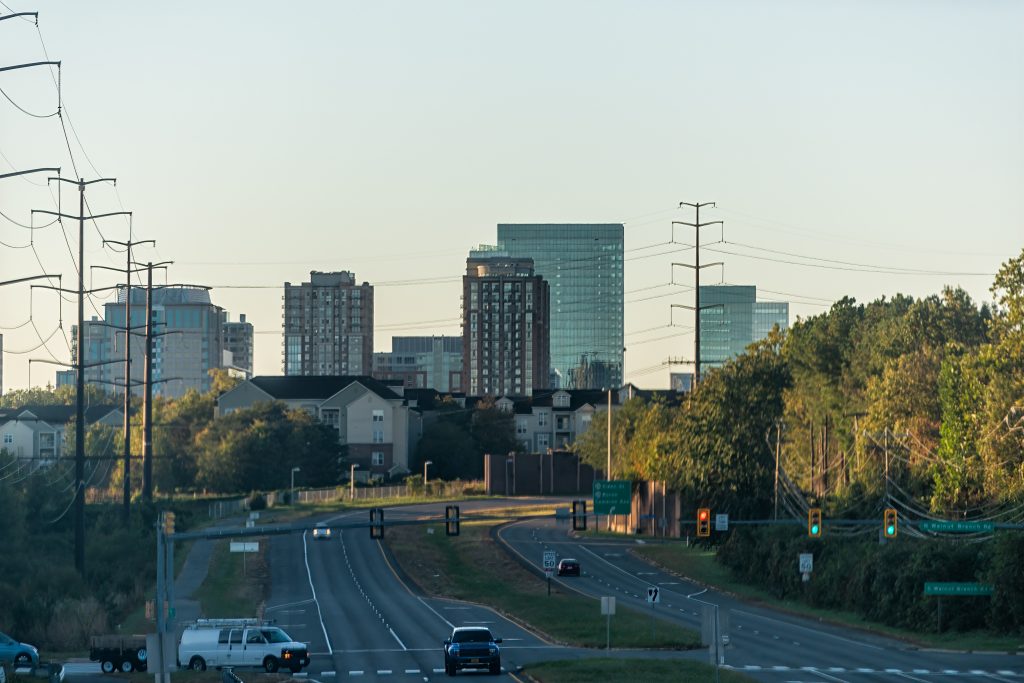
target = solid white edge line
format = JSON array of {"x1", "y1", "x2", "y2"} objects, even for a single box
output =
[
  {"x1": 389, "y1": 627, "x2": 407, "y2": 651},
  {"x1": 374, "y1": 538, "x2": 454, "y2": 628},
  {"x1": 303, "y1": 530, "x2": 334, "y2": 652}
]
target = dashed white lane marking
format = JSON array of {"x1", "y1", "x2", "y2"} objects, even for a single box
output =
[
  {"x1": 348, "y1": 672, "x2": 363, "y2": 676},
  {"x1": 321, "y1": 672, "x2": 335, "y2": 677},
  {"x1": 404, "y1": 669, "x2": 419, "y2": 674},
  {"x1": 376, "y1": 670, "x2": 391, "y2": 675},
  {"x1": 432, "y1": 668, "x2": 445, "y2": 673}
]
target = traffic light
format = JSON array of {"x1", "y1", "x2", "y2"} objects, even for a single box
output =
[
  {"x1": 572, "y1": 500, "x2": 587, "y2": 531},
  {"x1": 884, "y1": 508, "x2": 898, "y2": 538},
  {"x1": 808, "y1": 508, "x2": 822, "y2": 538},
  {"x1": 445, "y1": 505, "x2": 460, "y2": 536},
  {"x1": 162, "y1": 511, "x2": 175, "y2": 535},
  {"x1": 697, "y1": 508, "x2": 711, "y2": 537},
  {"x1": 370, "y1": 507, "x2": 384, "y2": 539}
]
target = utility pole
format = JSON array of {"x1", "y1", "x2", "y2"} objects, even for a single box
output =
[
  {"x1": 33, "y1": 176, "x2": 128, "y2": 575},
  {"x1": 671, "y1": 202, "x2": 723, "y2": 387},
  {"x1": 95, "y1": 238, "x2": 154, "y2": 523},
  {"x1": 133, "y1": 262, "x2": 177, "y2": 502},
  {"x1": 774, "y1": 420, "x2": 782, "y2": 520}
]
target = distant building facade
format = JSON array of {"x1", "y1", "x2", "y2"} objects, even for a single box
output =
[
  {"x1": 222, "y1": 313, "x2": 254, "y2": 379},
  {"x1": 0, "y1": 405, "x2": 122, "y2": 462},
  {"x1": 216, "y1": 375, "x2": 411, "y2": 478},
  {"x1": 372, "y1": 336, "x2": 463, "y2": 392},
  {"x1": 0, "y1": 333, "x2": 3, "y2": 396},
  {"x1": 462, "y1": 248, "x2": 550, "y2": 397},
  {"x1": 669, "y1": 372, "x2": 693, "y2": 393},
  {"x1": 699, "y1": 285, "x2": 789, "y2": 371},
  {"x1": 283, "y1": 271, "x2": 373, "y2": 377},
  {"x1": 497, "y1": 223, "x2": 624, "y2": 390},
  {"x1": 75, "y1": 286, "x2": 230, "y2": 399}
]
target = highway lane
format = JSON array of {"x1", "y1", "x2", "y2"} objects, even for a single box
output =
[
  {"x1": 498, "y1": 516, "x2": 1024, "y2": 683},
  {"x1": 264, "y1": 499, "x2": 570, "y2": 680}
]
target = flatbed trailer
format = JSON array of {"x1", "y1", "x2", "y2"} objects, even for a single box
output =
[{"x1": 89, "y1": 635, "x2": 147, "y2": 673}]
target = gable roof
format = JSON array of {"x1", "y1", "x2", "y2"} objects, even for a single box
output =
[
  {"x1": 1, "y1": 405, "x2": 122, "y2": 425},
  {"x1": 248, "y1": 376, "x2": 401, "y2": 401}
]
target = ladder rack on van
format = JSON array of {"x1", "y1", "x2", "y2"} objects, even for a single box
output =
[{"x1": 186, "y1": 618, "x2": 275, "y2": 629}]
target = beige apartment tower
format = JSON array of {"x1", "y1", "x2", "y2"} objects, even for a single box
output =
[{"x1": 283, "y1": 271, "x2": 374, "y2": 376}]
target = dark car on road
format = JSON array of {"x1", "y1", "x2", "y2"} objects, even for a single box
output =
[
  {"x1": 557, "y1": 558, "x2": 580, "y2": 576},
  {"x1": 443, "y1": 626, "x2": 501, "y2": 676}
]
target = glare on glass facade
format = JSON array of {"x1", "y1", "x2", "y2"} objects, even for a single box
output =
[
  {"x1": 497, "y1": 224, "x2": 624, "y2": 389},
  {"x1": 699, "y1": 285, "x2": 788, "y2": 370}
]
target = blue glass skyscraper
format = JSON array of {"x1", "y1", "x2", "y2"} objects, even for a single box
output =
[{"x1": 497, "y1": 224, "x2": 624, "y2": 389}]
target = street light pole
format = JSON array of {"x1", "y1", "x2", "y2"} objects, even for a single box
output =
[
  {"x1": 291, "y1": 466, "x2": 300, "y2": 504},
  {"x1": 350, "y1": 464, "x2": 359, "y2": 500},
  {"x1": 424, "y1": 460, "x2": 433, "y2": 492}
]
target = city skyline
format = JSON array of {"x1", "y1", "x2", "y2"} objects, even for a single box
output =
[{"x1": 1, "y1": 1, "x2": 1020, "y2": 393}]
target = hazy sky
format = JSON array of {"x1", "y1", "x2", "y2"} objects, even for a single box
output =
[{"x1": 1, "y1": 1, "x2": 1021, "y2": 392}]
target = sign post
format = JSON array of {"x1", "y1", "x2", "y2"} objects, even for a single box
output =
[
  {"x1": 543, "y1": 551, "x2": 556, "y2": 596},
  {"x1": 924, "y1": 582, "x2": 993, "y2": 632},
  {"x1": 646, "y1": 586, "x2": 660, "y2": 638},
  {"x1": 600, "y1": 596, "x2": 615, "y2": 650}
]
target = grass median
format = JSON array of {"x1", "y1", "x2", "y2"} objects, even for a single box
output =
[
  {"x1": 634, "y1": 543, "x2": 1024, "y2": 652},
  {"x1": 385, "y1": 512, "x2": 700, "y2": 649},
  {"x1": 193, "y1": 539, "x2": 269, "y2": 617}
]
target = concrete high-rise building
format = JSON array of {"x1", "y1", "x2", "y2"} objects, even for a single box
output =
[
  {"x1": 372, "y1": 336, "x2": 463, "y2": 392},
  {"x1": 497, "y1": 224, "x2": 623, "y2": 390},
  {"x1": 75, "y1": 286, "x2": 229, "y2": 399},
  {"x1": 699, "y1": 285, "x2": 789, "y2": 371},
  {"x1": 462, "y1": 247, "x2": 550, "y2": 397},
  {"x1": 222, "y1": 313, "x2": 254, "y2": 379},
  {"x1": 283, "y1": 271, "x2": 373, "y2": 376}
]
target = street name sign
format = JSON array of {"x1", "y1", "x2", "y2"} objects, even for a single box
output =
[
  {"x1": 593, "y1": 480, "x2": 631, "y2": 515},
  {"x1": 924, "y1": 582, "x2": 993, "y2": 596},
  {"x1": 919, "y1": 520, "x2": 994, "y2": 533}
]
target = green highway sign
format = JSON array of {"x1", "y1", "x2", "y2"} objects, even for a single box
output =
[
  {"x1": 919, "y1": 520, "x2": 994, "y2": 533},
  {"x1": 593, "y1": 480, "x2": 631, "y2": 515},
  {"x1": 924, "y1": 582, "x2": 994, "y2": 596}
]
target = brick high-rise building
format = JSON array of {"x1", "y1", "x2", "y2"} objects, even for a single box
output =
[
  {"x1": 462, "y1": 247, "x2": 549, "y2": 397},
  {"x1": 283, "y1": 271, "x2": 374, "y2": 376}
]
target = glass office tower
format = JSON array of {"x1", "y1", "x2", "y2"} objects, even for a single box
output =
[
  {"x1": 497, "y1": 224, "x2": 624, "y2": 389},
  {"x1": 698, "y1": 285, "x2": 789, "y2": 370}
]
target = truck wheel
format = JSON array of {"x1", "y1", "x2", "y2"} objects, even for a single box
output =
[
  {"x1": 101, "y1": 661, "x2": 115, "y2": 674},
  {"x1": 263, "y1": 657, "x2": 279, "y2": 673},
  {"x1": 136, "y1": 648, "x2": 147, "y2": 663},
  {"x1": 120, "y1": 660, "x2": 135, "y2": 673},
  {"x1": 189, "y1": 657, "x2": 207, "y2": 672}
]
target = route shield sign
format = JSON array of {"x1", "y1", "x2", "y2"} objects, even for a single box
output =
[
  {"x1": 543, "y1": 550, "x2": 556, "y2": 570},
  {"x1": 593, "y1": 480, "x2": 631, "y2": 514}
]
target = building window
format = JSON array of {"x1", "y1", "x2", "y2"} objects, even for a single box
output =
[
  {"x1": 554, "y1": 392, "x2": 570, "y2": 408},
  {"x1": 516, "y1": 420, "x2": 527, "y2": 436},
  {"x1": 2, "y1": 433, "x2": 12, "y2": 444},
  {"x1": 373, "y1": 430, "x2": 384, "y2": 444},
  {"x1": 372, "y1": 409, "x2": 384, "y2": 422},
  {"x1": 537, "y1": 412, "x2": 548, "y2": 427},
  {"x1": 372, "y1": 451, "x2": 384, "y2": 466}
]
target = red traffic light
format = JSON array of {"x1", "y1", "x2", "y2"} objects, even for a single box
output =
[{"x1": 698, "y1": 509, "x2": 709, "y2": 521}]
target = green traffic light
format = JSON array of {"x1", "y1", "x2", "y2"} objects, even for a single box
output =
[
  {"x1": 886, "y1": 524, "x2": 895, "y2": 536},
  {"x1": 811, "y1": 524, "x2": 820, "y2": 535}
]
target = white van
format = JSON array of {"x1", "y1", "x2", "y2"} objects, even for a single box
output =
[{"x1": 177, "y1": 619, "x2": 310, "y2": 673}]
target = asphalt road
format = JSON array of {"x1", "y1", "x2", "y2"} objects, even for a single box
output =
[
  {"x1": 497, "y1": 515, "x2": 1024, "y2": 683},
  {"x1": 264, "y1": 499, "x2": 576, "y2": 681}
]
